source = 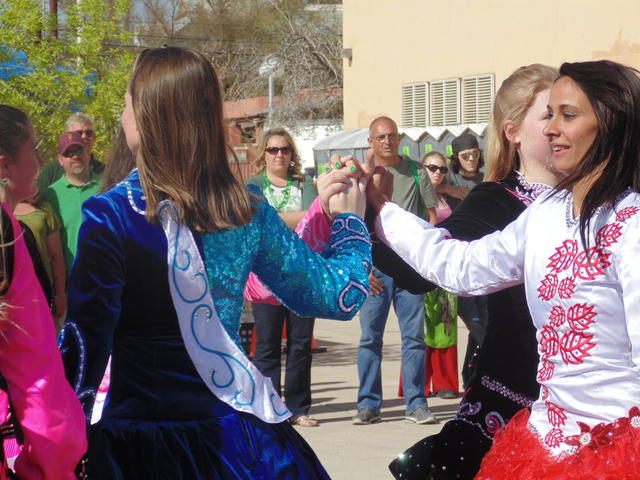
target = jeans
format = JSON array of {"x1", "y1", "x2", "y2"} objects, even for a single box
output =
[
  {"x1": 357, "y1": 269, "x2": 427, "y2": 413},
  {"x1": 252, "y1": 302, "x2": 315, "y2": 417}
]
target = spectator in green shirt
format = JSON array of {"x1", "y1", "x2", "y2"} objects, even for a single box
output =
[
  {"x1": 43, "y1": 131, "x2": 100, "y2": 273},
  {"x1": 37, "y1": 112, "x2": 104, "y2": 191}
]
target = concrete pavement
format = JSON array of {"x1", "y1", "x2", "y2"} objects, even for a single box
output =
[{"x1": 295, "y1": 312, "x2": 469, "y2": 480}]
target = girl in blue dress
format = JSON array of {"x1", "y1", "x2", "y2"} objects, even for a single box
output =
[{"x1": 61, "y1": 46, "x2": 371, "y2": 479}]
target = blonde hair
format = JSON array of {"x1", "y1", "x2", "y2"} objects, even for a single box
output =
[
  {"x1": 252, "y1": 128, "x2": 304, "y2": 181},
  {"x1": 129, "y1": 47, "x2": 254, "y2": 231},
  {"x1": 484, "y1": 64, "x2": 558, "y2": 182}
]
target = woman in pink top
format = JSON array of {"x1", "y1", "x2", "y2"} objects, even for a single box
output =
[{"x1": 0, "y1": 105, "x2": 86, "y2": 479}]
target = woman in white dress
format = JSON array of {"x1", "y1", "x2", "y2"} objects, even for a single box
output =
[{"x1": 362, "y1": 60, "x2": 640, "y2": 477}]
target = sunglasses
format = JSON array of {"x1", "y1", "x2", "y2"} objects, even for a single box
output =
[
  {"x1": 62, "y1": 147, "x2": 84, "y2": 158},
  {"x1": 460, "y1": 150, "x2": 481, "y2": 161},
  {"x1": 73, "y1": 129, "x2": 94, "y2": 137},
  {"x1": 425, "y1": 164, "x2": 448, "y2": 174},
  {"x1": 266, "y1": 146, "x2": 292, "y2": 155}
]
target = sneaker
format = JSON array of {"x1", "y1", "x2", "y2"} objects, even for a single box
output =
[
  {"x1": 405, "y1": 406, "x2": 438, "y2": 425},
  {"x1": 436, "y1": 390, "x2": 458, "y2": 399},
  {"x1": 352, "y1": 407, "x2": 381, "y2": 425}
]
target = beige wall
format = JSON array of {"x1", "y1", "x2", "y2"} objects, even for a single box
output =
[{"x1": 343, "y1": 0, "x2": 640, "y2": 128}]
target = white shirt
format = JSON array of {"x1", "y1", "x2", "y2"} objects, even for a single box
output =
[{"x1": 376, "y1": 189, "x2": 640, "y2": 456}]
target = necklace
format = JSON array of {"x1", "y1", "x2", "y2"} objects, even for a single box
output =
[{"x1": 262, "y1": 172, "x2": 292, "y2": 212}]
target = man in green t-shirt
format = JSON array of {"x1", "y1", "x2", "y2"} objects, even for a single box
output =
[
  {"x1": 37, "y1": 112, "x2": 104, "y2": 192},
  {"x1": 353, "y1": 116, "x2": 439, "y2": 426},
  {"x1": 43, "y1": 131, "x2": 101, "y2": 273}
]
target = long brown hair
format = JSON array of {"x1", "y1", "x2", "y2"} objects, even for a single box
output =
[
  {"x1": 252, "y1": 128, "x2": 304, "y2": 181},
  {"x1": 0, "y1": 105, "x2": 32, "y2": 297},
  {"x1": 484, "y1": 64, "x2": 558, "y2": 182},
  {"x1": 129, "y1": 47, "x2": 254, "y2": 231},
  {"x1": 100, "y1": 126, "x2": 135, "y2": 194}
]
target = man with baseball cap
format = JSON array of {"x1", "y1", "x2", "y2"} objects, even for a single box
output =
[
  {"x1": 37, "y1": 112, "x2": 104, "y2": 191},
  {"x1": 43, "y1": 130, "x2": 101, "y2": 273}
]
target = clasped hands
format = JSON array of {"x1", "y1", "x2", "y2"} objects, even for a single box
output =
[{"x1": 317, "y1": 148, "x2": 393, "y2": 220}]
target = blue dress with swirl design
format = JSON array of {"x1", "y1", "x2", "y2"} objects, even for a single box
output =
[{"x1": 60, "y1": 170, "x2": 371, "y2": 480}]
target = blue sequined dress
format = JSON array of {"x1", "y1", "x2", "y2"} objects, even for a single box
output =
[{"x1": 61, "y1": 170, "x2": 371, "y2": 479}]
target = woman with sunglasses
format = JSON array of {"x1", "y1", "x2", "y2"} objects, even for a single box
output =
[
  {"x1": 445, "y1": 133, "x2": 490, "y2": 387},
  {"x1": 416, "y1": 151, "x2": 460, "y2": 399},
  {"x1": 373, "y1": 59, "x2": 640, "y2": 478},
  {"x1": 245, "y1": 128, "x2": 320, "y2": 428}
]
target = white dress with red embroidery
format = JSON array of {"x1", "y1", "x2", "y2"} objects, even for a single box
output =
[{"x1": 375, "y1": 189, "x2": 640, "y2": 461}]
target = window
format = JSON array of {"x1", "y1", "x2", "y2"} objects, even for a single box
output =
[
  {"x1": 402, "y1": 73, "x2": 494, "y2": 126},
  {"x1": 401, "y1": 82, "x2": 427, "y2": 127},
  {"x1": 462, "y1": 74, "x2": 495, "y2": 123},
  {"x1": 430, "y1": 78, "x2": 460, "y2": 126}
]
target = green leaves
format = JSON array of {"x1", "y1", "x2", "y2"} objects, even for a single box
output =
[{"x1": 0, "y1": 0, "x2": 134, "y2": 162}]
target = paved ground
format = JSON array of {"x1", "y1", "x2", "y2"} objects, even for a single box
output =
[{"x1": 294, "y1": 312, "x2": 468, "y2": 480}]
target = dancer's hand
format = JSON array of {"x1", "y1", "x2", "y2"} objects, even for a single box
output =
[{"x1": 321, "y1": 154, "x2": 367, "y2": 218}]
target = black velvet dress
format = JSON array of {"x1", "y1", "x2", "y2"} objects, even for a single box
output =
[{"x1": 380, "y1": 172, "x2": 548, "y2": 480}]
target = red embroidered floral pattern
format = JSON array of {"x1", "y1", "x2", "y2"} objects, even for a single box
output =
[
  {"x1": 566, "y1": 304, "x2": 596, "y2": 331},
  {"x1": 547, "y1": 239, "x2": 578, "y2": 273},
  {"x1": 546, "y1": 401, "x2": 568, "y2": 426},
  {"x1": 557, "y1": 277, "x2": 576, "y2": 299},
  {"x1": 560, "y1": 330, "x2": 596, "y2": 364},
  {"x1": 615, "y1": 206, "x2": 639, "y2": 222},
  {"x1": 595, "y1": 223, "x2": 622, "y2": 248},
  {"x1": 537, "y1": 359, "x2": 555, "y2": 383},
  {"x1": 540, "y1": 325, "x2": 560, "y2": 357},
  {"x1": 535, "y1": 217, "x2": 630, "y2": 449},
  {"x1": 572, "y1": 248, "x2": 611, "y2": 281},
  {"x1": 537, "y1": 273, "x2": 558, "y2": 301},
  {"x1": 544, "y1": 428, "x2": 564, "y2": 448}
]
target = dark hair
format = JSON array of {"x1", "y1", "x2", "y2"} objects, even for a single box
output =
[
  {"x1": 554, "y1": 60, "x2": 640, "y2": 247},
  {"x1": 130, "y1": 46, "x2": 254, "y2": 231},
  {"x1": 100, "y1": 127, "x2": 136, "y2": 194},
  {"x1": 252, "y1": 128, "x2": 304, "y2": 181},
  {"x1": 0, "y1": 105, "x2": 32, "y2": 158}
]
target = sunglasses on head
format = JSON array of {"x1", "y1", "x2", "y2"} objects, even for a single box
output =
[
  {"x1": 425, "y1": 164, "x2": 448, "y2": 174},
  {"x1": 460, "y1": 150, "x2": 481, "y2": 161},
  {"x1": 73, "y1": 129, "x2": 94, "y2": 137},
  {"x1": 62, "y1": 147, "x2": 84, "y2": 158},
  {"x1": 266, "y1": 146, "x2": 292, "y2": 155}
]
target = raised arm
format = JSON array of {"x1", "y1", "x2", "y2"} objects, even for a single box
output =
[
  {"x1": 252, "y1": 196, "x2": 371, "y2": 321},
  {"x1": 374, "y1": 201, "x2": 527, "y2": 296}
]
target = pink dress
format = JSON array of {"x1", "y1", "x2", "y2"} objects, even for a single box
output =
[{"x1": 0, "y1": 204, "x2": 86, "y2": 479}]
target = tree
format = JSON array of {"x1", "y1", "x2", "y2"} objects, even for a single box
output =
[
  {"x1": 0, "y1": 0, "x2": 135, "y2": 162},
  {"x1": 132, "y1": 0, "x2": 343, "y2": 130}
]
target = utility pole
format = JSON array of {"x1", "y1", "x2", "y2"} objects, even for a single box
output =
[{"x1": 50, "y1": 0, "x2": 58, "y2": 38}]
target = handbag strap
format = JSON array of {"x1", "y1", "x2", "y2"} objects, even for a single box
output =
[{"x1": 407, "y1": 159, "x2": 426, "y2": 218}]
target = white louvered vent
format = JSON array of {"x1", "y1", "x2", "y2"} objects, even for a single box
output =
[
  {"x1": 462, "y1": 74, "x2": 495, "y2": 123},
  {"x1": 401, "y1": 82, "x2": 428, "y2": 127},
  {"x1": 430, "y1": 78, "x2": 460, "y2": 126}
]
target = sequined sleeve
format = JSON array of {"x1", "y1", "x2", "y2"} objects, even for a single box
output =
[
  {"x1": 60, "y1": 194, "x2": 125, "y2": 420},
  {"x1": 253, "y1": 198, "x2": 371, "y2": 320}
]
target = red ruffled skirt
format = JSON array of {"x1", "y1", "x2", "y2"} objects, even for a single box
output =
[{"x1": 476, "y1": 408, "x2": 640, "y2": 479}]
